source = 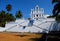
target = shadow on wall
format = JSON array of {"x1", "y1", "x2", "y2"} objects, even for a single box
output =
[{"x1": 52, "y1": 22, "x2": 60, "y2": 31}]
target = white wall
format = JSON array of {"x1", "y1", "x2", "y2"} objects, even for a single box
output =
[{"x1": 0, "y1": 18, "x2": 57, "y2": 33}]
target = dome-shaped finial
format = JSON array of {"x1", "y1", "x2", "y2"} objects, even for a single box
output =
[
  {"x1": 36, "y1": 5, "x2": 39, "y2": 7},
  {"x1": 35, "y1": 5, "x2": 39, "y2": 11}
]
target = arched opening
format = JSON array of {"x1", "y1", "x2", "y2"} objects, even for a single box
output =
[{"x1": 36, "y1": 14, "x2": 38, "y2": 17}]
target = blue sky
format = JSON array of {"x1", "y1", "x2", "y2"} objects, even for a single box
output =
[{"x1": 0, "y1": 0, "x2": 53, "y2": 18}]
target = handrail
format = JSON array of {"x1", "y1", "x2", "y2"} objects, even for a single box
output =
[
  {"x1": 4, "y1": 20, "x2": 55, "y2": 33},
  {"x1": 38, "y1": 21, "x2": 47, "y2": 26},
  {"x1": 4, "y1": 20, "x2": 28, "y2": 31},
  {"x1": 18, "y1": 20, "x2": 28, "y2": 25},
  {"x1": 4, "y1": 25, "x2": 17, "y2": 31},
  {"x1": 4, "y1": 24, "x2": 24, "y2": 32},
  {"x1": 33, "y1": 25, "x2": 49, "y2": 31},
  {"x1": 38, "y1": 21, "x2": 55, "y2": 26}
]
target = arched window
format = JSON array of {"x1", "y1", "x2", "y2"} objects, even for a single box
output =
[
  {"x1": 36, "y1": 7, "x2": 38, "y2": 10},
  {"x1": 34, "y1": 14, "x2": 35, "y2": 17},
  {"x1": 36, "y1": 15, "x2": 38, "y2": 17}
]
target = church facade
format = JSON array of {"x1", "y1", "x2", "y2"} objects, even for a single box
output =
[{"x1": 30, "y1": 5, "x2": 44, "y2": 20}]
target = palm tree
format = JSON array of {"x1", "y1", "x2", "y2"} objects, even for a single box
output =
[
  {"x1": 6, "y1": 4, "x2": 12, "y2": 13},
  {"x1": 0, "y1": 10, "x2": 16, "y2": 27},
  {"x1": 6, "y1": 4, "x2": 15, "y2": 22},
  {"x1": 0, "y1": 10, "x2": 6, "y2": 27},
  {"x1": 52, "y1": 0, "x2": 60, "y2": 22},
  {"x1": 15, "y1": 10, "x2": 22, "y2": 18},
  {"x1": 6, "y1": 13, "x2": 16, "y2": 22},
  {"x1": 0, "y1": 4, "x2": 16, "y2": 27}
]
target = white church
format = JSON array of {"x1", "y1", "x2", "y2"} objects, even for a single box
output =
[{"x1": 0, "y1": 5, "x2": 59, "y2": 33}]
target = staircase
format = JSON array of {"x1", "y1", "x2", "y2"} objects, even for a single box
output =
[{"x1": 0, "y1": 20, "x2": 56, "y2": 33}]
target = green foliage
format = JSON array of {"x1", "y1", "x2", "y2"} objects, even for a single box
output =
[
  {"x1": 52, "y1": 0, "x2": 60, "y2": 22},
  {"x1": 0, "y1": 4, "x2": 15, "y2": 27},
  {"x1": 15, "y1": 10, "x2": 22, "y2": 18},
  {"x1": 0, "y1": 10, "x2": 16, "y2": 27},
  {"x1": 0, "y1": 11, "x2": 6, "y2": 27},
  {"x1": 0, "y1": 22, "x2": 6, "y2": 27},
  {"x1": 5, "y1": 13, "x2": 16, "y2": 22},
  {"x1": 6, "y1": 4, "x2": 12, "y2": 12},
  {"x1": 56, "y1": 15, "x2": 60, "y2": 22}
]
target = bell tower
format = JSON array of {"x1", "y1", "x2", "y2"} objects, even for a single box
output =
[{"x1": 30, "y1": 5, "x2": 44, "y2": 20}]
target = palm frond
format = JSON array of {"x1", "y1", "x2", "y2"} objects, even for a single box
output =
[{"x1": 52, "y1": 0, "x2": 60, "y2": 4}]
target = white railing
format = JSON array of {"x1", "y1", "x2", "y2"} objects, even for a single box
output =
[
  {"x1": 4, "y1": 20, "x2": 28, "y2": 32},
  {"x1": 33, "y1": 21, "x2": 56, "y2": 33},
  {"x1": 33, "y1": 24, "x2": 49, "y2": 31},
  {"x1": 3, "y1": 20, "x2": 56, "y2": 33}
]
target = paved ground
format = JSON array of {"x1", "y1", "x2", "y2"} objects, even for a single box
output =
[{"x1": 0, "y1": 32, "x2": 42, "y2": 41}]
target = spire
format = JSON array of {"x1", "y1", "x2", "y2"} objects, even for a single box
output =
[{"x1": 35, "y1": 5, "x2": 39, "y2": 11}]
